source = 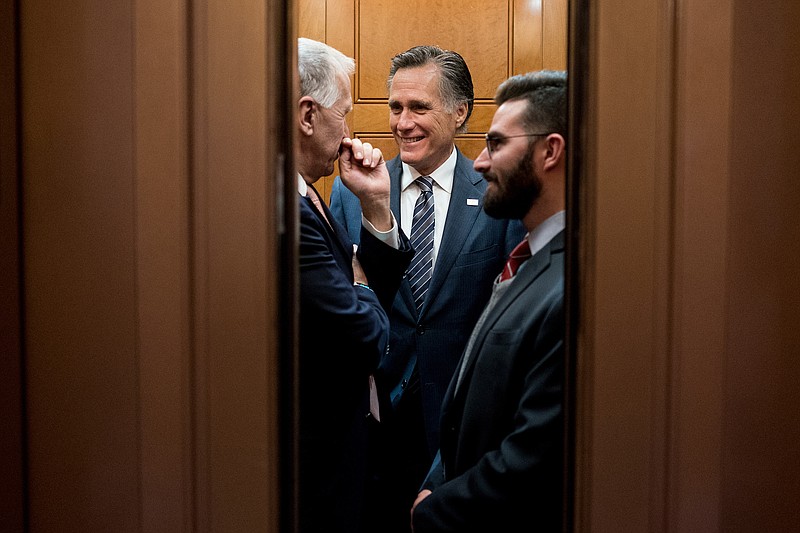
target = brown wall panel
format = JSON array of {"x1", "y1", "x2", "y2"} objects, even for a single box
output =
[
  {"x1": 514, "y1": 0, "x2": 543, "y2": 72},
  {"x1": 576, "y1": 1, "x2": 800, "y2": 531},
  {"x1": 327, "y1": 0, "x2": 356, "y2": 57},
  {"x1": 15, "y1": 0, "x2": 288, "y2": 531},
  {"x1": 135, "y1": 0, "x2": 193, "y2": 530},
  {"x1": 21, "y1": 3, "x2": 140, "y2": 529},
  {"x1": 299, "y1": 0, "x2": 326, "y2": 41},
  {"x1": 721, "y1": 2, "x2": 800, "y2": 531},
  {"x1": 192, "y1": 0, "x2": 280, "y2": 530},
  {"x1": 356, "y1": 0, "x2": 510, "y2": 100},
  {"x1": 543, "y1": 0, "x2": 568, "y2": 69}
]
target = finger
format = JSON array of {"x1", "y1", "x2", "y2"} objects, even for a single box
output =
[
  {"x1": 369, "y1": 147, "x2": 383, "y2": 167},
  {"x1": 360, "y1": 142, "x2": 373, "y2": 166},
  {"x1": 349, "y1": 137, "x2": 364, "y2": 160}
]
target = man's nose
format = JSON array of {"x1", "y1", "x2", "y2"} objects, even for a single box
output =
[
  {"x1": 396, "y1": 109, "x2": 414, "y2": 130},
  {"x1": 473, "y1": 147, "x2": 491, "y2": 172}
]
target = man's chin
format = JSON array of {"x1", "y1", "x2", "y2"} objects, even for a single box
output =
[
  {"x1": 483, "y1": 180, "x2": 499, "y2": 198},
  {"x1": 399, "y1": 144, "x2": 424, "y2": 163}
]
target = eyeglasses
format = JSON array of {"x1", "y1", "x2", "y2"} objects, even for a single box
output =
[{"x1": 484, "y1": 132, "x2": 550, "y2": 158}]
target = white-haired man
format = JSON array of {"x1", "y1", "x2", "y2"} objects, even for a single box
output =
[{"x1": 295, "y1": 37, "x2": 413, "y2": 533}]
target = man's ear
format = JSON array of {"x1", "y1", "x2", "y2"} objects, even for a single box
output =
[
  {"x1": 298, "y1": 96, "x2": 315, "y2": 136},
  {"x1": 542, "y1": 133, "x2": 566, "y2": 171},
  {"x1": 454, "y1": 102, "x2": 469, "y2": 129}
]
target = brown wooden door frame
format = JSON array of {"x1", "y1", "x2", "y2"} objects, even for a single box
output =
[
  {"x1": 4, "y1": 1, "x2": 297, "y2": 531},
  {"x1": 0, "y1": 0, "x2": 25, "y2": 528}
]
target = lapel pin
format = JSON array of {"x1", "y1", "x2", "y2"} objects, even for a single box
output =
[{"x1": 466, "y1": 198, "x2": 479, "y2": 206}]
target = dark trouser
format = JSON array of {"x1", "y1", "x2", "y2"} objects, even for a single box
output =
[{"x1": 363, "y1": 371, "x2": 430, "y2": 533}]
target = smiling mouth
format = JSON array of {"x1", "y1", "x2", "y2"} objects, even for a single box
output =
[{"x1": 399, "y1": 136, "x2": 425, "y2": 144}]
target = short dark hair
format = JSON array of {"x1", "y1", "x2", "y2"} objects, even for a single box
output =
[
  {"x1": 387, "y1": 45, "x2": 474, "y2": 134},
  {"x1": 495, "y1": 70, "x2": 567, "y2": 137}
]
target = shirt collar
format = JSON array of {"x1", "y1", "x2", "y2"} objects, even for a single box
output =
[
  {"x1": 527, "y1": 210, "x2": 566, "y2": 257},
  {"x1": 297, "y1": 174, "x2": 308, "y2": 196},
  {"x1": 401, "y1": 145, "x2": 457, "y2": 194}
]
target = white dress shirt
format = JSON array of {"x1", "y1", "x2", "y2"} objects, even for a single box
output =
[{"x1": 399, "y1": 146, "x2": 457, "y2": 268}]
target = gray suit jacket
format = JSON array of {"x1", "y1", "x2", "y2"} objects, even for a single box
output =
[
  {"x1": 413, "y1": 230, "x2": 565, "y2": 533},
  {"x1": 329, "y1": 148, "x2": 526, "y2": 456}
]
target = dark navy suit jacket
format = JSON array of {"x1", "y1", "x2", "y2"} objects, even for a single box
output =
[
  {"x1": 329, "y1": 149, "x2": 526, "y2": 457},
  {"x1": 413, "y1": 231, "x2": 565, "y2": 533},
  {"x1": 298, "y1": 185, "x2": 413, "y2": 533}
]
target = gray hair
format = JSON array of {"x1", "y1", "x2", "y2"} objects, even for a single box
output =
[
  {"x1": 297, "y1": 37, "x2": 355, "y2": 108},
  {"x1": 387, "y1": 45, "x2": 474, "y2": 134},
  {"x1": 494, "y1": 70, "x2": 567, "y2": 137}
]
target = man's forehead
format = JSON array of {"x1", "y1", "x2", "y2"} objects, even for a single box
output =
[
  {"x1": 490, "y1": 99, "x2": 527, "y2": 132},
  {"x1": 336, "y1": 71, "x2": 352, "y2": 97},
  {"x1": 333, "y1": 73, "x2": 353, "y2": 111},
  {"x1": 333, "y1": 96, "x2": 352, "y2": 115},
  {"x1": 388, "y1": 95, "x2": 433, "y2": 107},
  {"x1": 390, "y1": 66, "x2": 441, "y2": 97}
]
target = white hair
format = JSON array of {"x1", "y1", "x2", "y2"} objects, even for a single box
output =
[{"x1": 297, "y1": 37, "x2": 355, "y2": 108}]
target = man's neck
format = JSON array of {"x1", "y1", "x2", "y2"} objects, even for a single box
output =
[{"x1": 298, "y1": 170, "x2": 319, "y2": 185}]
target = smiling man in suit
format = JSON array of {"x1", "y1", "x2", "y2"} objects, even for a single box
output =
[
  {"x1": 410, "y1": 70, "x2": 568, "y2": 533},
  {"x1": 329, "y1": 45, "x2": 525, "y2": 533}
]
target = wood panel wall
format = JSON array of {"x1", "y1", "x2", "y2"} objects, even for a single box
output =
[
  {"x1": 574, "y1": 0, "x2": 800, "y2": 531},
  {"x1": 298, "y1": 0, "x2": 567, "y2": 201},
  {"x1": 4, "y1": 1, "x2": 294, "y2": 531}
]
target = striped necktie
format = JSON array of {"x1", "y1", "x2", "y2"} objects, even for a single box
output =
[
  {"x1": 407, "y1": 176, "x2": 435, "y2": 312},
  {"x1": 499, "y1": 238, "x2": 532, "y2": 282}
]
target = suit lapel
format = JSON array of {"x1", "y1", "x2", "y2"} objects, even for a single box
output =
[
  {"x1": 388, "y1": 157, "x2": 403, "y2": 224},
  {"x1": 450, "y1": 231, "x2": 565, "y2": 402},
  {"x1": 306, "y1": 185, "x2": 351, "y2": 258},
  {"x1": 424, "y1": 151, "x2": 486, "y2": 313},
  {"x1": 391, "y1": 150, "x2": 487, "y2": 318}
]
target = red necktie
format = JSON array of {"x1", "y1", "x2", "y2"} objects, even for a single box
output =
[{"x1": 499, "y1": 239, "x2": 532, "y2": 281}]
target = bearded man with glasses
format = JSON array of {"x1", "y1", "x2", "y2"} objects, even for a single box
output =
[{"x1": 411, "y1": 70, "x2": 568, "y2": 533}]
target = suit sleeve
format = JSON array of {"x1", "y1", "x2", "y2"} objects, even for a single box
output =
[
  {"x1": 299, "y1": 197, "x2": 390, "y2": 372},
  {"x1": 357, "y1": 225, "x2": 413, "y2": 312},
  {"x1": 411, "y1": 291, "x2": 565, "y2": 532},
  {"x1": 330, "y1": 175, "x2": 414, "y2": 313}
]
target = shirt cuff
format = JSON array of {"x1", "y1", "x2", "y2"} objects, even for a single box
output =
[{"x1": 362, "y1": 212, "x2": 400, "y2": 249}]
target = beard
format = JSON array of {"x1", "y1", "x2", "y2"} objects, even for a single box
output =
[{"x1": 482, "y1": 151, "x2": 542, "y2": 220}]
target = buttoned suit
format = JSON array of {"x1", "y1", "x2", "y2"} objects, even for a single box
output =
[
  {"x1": 329, "y1": 149, "x2": 526, "y2": 530},
  {"x1": 412, "y1": 230, "x2": 565, "y2": 533},
  {"x1": 298, "y1": 185, "x2": 413, "y2": 533}
]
